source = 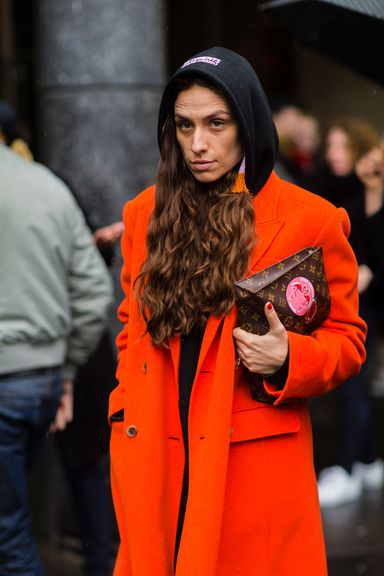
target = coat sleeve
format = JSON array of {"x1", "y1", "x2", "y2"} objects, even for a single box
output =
[
  {"x1": 64, "y1": 203, "x2": 114, "y2": 379},
  {"x1": 264, "y1": 207, "x2": 367, "y2": 404}
]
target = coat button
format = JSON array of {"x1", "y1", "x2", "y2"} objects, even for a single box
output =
[
  {"x1": 143, "y1": 362, "x2": 147, "y2": 374},
  {"x1": 126, "y1": 425, "x2": 138, "y2": 438}
]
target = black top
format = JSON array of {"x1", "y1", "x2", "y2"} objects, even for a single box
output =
[
  {"x1": 175, "y1": 328, "x2": 204, "y2": 559},
  {"x1": 178, "y1": 330, "x2": 204, "y2": 450}
]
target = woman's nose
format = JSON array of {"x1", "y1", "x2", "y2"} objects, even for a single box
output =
[{"x1": 191, "y1": 128, "x2": 208, "y2": 153}]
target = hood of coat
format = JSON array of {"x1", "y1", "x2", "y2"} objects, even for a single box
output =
[{"x1": 157, "y1": 46, "x2": 278, "y2": 195}]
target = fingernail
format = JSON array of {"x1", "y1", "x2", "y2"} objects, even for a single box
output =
[{"x1": 267, "y1": 302, "x2": 273, "y2": 310}]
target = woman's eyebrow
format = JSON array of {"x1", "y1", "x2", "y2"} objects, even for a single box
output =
[
  {"x1": 206, "y1": 109, "x2": 232, "y2": 118},
  {"x1": 174, "y1": 109, "x2": 232, "y2": 120}
]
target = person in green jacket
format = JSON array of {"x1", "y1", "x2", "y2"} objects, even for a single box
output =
[{"x1": 0, "y1": 140, "x2": 113, "y2": 576}]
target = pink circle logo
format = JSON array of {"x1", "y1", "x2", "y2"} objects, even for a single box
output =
[{"x1": 286, "y1": 277, "x2": 316, "y2": 322}]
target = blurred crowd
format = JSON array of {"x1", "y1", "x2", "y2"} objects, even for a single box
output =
[
  {"x1": 1, "y1": 94, "x2": 384, "y2": 574},
  {"x1": 272, "y1": 97, "x2": 384, "y2": 507}
]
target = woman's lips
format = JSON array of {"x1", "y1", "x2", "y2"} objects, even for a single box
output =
[{"x1": 191, "y1": 160, "x2": 214, "y2": 170}]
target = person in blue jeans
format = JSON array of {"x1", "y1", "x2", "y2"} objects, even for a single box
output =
[
  {"x1": 0, "y1": 369, "x2": 62, "y2": 575},
  {"x1": 0, "y1": 125, "x2": 113, "y2": 576},
  {"x1": 54, "y1": 331, "x2": 117, "y2": 576}
]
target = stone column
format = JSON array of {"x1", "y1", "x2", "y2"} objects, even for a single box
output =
[
  {"x1": 31, "y1": 1, "x2": 167, "y2": 548},
  {"x1": 35, "y1": 0, "x2": 166, "y2": 227}
]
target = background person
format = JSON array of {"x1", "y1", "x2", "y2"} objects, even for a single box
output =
[
  {"x1": 109, "y1": 47, "x2": 366, "y2": 575},
  {"x1": 289, "y1": 112, "x2": 322, "y2": 190},
  {"x1": 313, "y1": 117, "x2": 384, "y2": 507},
  {"x1": 0, "y1": 101, "x2": 120, "y2": 574},
  {"x1": 0, "y1": 134, "x2": 113, "y2": 575},
  {"x1": 270, "y1": 96, "x2": 308, "y2": 183},
  {"x1": 356, "y1": 139, "x2": 384, "y2": 397}
]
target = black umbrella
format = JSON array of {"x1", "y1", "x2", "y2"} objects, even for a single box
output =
[{"x1": 259, "y1": 0, "x2": 384, "y2": 86}]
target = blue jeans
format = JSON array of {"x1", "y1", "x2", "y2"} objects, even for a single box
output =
[{"x1": 0, "y1": 368, "x2": 62, "y2": 576}]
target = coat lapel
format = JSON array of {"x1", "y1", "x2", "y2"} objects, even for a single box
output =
[
  {"x1": 248, "y1": 170, "x2": 286, "y2": 272},
  {"x1": 196, "y1": 314, "x2": 225, "y2": 374},
  {"x1": 168, "y1": 314, "x2": 225, "y2": 385},
  {"x1": 248, "y1": 219, "x2": 285, "y2": 273},
  {"x1": 169, "y1": 335, "x2": 181, "y2": 387}
]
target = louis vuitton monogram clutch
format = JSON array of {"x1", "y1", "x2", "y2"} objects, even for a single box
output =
[{"x1": 235, "y1": 246, "x2": 331, "y2": 403}]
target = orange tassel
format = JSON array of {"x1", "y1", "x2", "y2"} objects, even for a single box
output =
[{"x1": 232, "y1": 172, "x2": 249, "y2": 194}]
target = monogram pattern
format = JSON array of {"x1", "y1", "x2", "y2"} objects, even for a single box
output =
[{"x1": 235, "y1": 246, "x2": 331, "y2": 404}]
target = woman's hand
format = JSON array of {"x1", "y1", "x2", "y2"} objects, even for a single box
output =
[
  {"x1": 233, "y1": 302, "x2": 289, "y2": 375},
  {"x1": 50, "y1": 380, "x2": 74, "y2": 433},
  {"x1": 94, "y1": 221, "x2": 124, "y2": 247}
]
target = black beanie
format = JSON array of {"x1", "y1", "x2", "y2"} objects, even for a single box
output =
[{"x1": 157, "y1": 47, "x2": 278, "y2": 195}]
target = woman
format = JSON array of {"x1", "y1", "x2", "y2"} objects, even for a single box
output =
[
  {"x1": 313, "y1": 117, "x2": 384, "y2": 507},
  {"x1": 109, "y1": 48, "x2": 366, "y2": 575}
]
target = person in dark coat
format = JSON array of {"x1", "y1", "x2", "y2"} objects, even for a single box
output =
[{"x1": 314, "y1": 116, "x2": 384, "y2": 507}]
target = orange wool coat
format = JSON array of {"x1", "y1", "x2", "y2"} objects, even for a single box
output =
[{"x1": 109, "y1": 171, "x2": 366, "y2": 576}]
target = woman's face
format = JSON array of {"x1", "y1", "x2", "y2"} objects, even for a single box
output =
[
  {"x1": 174, "y1": 84, "x2": 243, "y2": 184},
  {"x1": 325, "y1": 127, "x2": 354, "y2": 176}
]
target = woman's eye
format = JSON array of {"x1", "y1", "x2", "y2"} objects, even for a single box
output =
[
  {"x1": 176, "y1": 121, "x2": 191, "y2": 131},
  {"x1": 211, "y1": 119, "x2": 225, "y2": 128}
]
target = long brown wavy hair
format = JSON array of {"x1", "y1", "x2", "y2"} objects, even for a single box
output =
[{"x1": 136, "y1": 77, "x2": 257, "y2": 347}]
